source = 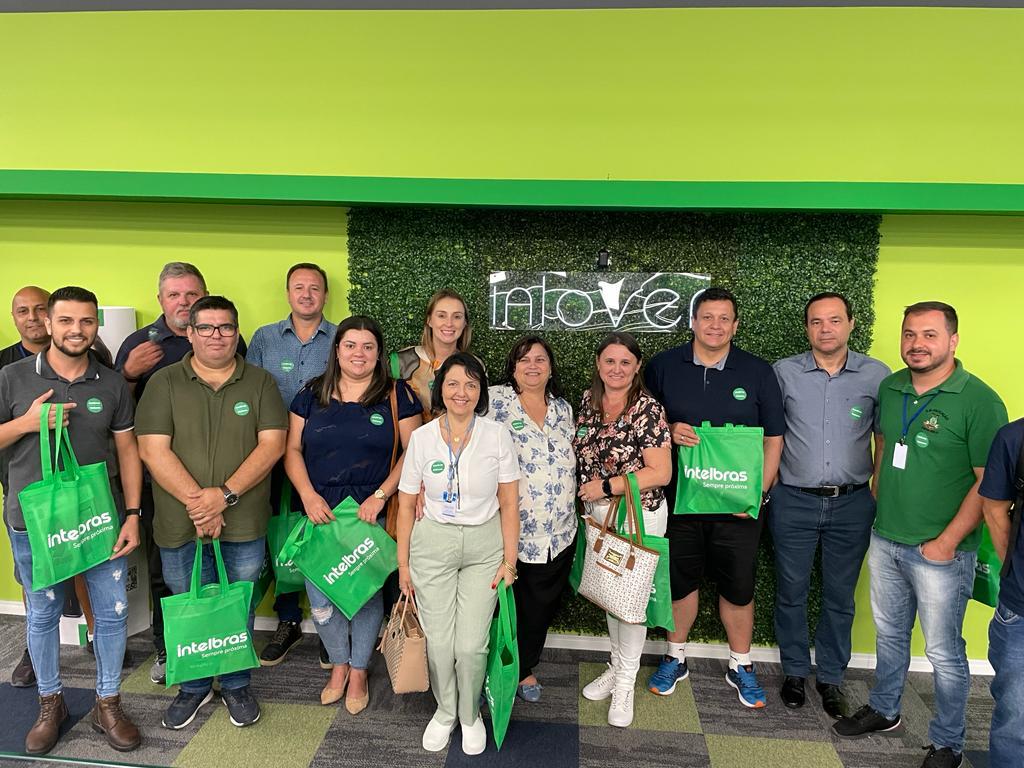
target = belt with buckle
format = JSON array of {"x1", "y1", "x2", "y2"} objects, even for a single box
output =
[{"x1": 798, "y1": 482, "x2": 869, "y2": 498}]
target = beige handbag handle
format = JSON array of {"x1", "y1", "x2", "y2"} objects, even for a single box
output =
[{"x1": 593, "y1": 476, "x2": 643, "y2": 569}]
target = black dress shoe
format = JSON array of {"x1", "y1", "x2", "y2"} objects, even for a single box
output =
[
  {"x1": 11, "y1": 648, "x2": 36, "y2": 688},
  {"x1": 781, "y1": 675, "x2": 806, "y2": 708},
  {"x1": 816, "y1": 682, "x2": 850, "y2": 719}
]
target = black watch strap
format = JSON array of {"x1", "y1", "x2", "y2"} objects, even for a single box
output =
[
  {"x1": 125, "y1": 508, "x2": 141, "y2": 517},
  {"x1": 602, "y1": 478, "x2": 613, "y2": 497}
]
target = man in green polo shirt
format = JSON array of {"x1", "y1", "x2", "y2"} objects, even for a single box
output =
[
  {"x1": 136, "y1": 295, "x2": 287, "y2": 731},
  {"x1": 834, "y1": 302, "x2": 1006, "y2": 768}
]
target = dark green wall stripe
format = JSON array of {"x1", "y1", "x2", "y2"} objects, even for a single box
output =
[{"x1": 2, "y1": 170, "x2": 1024, "y2": 213}]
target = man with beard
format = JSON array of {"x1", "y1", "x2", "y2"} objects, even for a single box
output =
[
  {"x1": 2, "y1": 286, "x2": 51, "y2": 688},
  {"x1": 0, "y1": 286, "x2": 143, "y2": 755},
  {"x1": 834, "y1": 302, "x2": 1007, "y2": 768}
]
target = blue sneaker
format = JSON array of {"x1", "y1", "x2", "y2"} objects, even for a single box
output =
[
  {"x1": 648, "y1": 655, "x2": 689, "y2": 696},
  {"x1": 726, "y1": 665, "x2": 766, "y2": 708}
]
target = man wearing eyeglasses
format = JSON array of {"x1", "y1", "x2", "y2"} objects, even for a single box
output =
[
  {"x1": 114, "y1": 263, "x2": 247, "y2": 686},
  {"x1": 135, "y1": 296, "x2": 287, "y2": 731}
]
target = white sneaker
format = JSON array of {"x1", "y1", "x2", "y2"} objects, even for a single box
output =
[
  {"x1": 461, "y1": 717, "x2": 486, "y2": 755},
  {"x1": 608, "y1": 687, "x2": 634, "y2": 728},
  {"x1": 582, "y1": 663, "x2": 618, "y2": 701},
  {"x1": 422, "y1": 715, "x2": 455, "y2": 752}
]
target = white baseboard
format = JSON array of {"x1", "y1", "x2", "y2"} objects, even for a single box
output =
[{"x1": 4, "y1": 601, "x2": 994, "y2": 676}]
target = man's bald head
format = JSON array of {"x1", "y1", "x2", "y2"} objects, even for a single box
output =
[{"x1": 11, "y1": 286, "x2": 51, "y2": 348}]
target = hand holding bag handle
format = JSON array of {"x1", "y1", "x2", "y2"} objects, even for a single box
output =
[{"x1": 595, "y1": 473, "x2": 645, "y2": 570}]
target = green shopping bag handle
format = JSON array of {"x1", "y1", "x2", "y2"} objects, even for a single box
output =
[
  {"x1": 615, "y1": 472, "x2": 647, "y2": 538},
  {"x1": 188, "y1": 538, "x2": 231, "y2": 599},
  {"x1": 279, "y1": 477, "x2": 292, "y2": 516},
  {"x1": 278, "y1": 515, "x2": 313, "y2": 565},
  {"x1": 495, "y1": 580, "x2": 517, "y2": 647},
  {"x1": 38, "y1": 403, "x2": 82, "y2": 483}
]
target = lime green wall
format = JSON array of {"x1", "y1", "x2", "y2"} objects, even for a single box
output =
[
  {"x1": 848, "y1": 213, "x2": 1024, "y2": 659},
  {"x1": 0, "y1": 199, "x2": 349, "y2": 603},
  {"x1": 3, "y1": 8, "x2": 1023, "y2": 185}
]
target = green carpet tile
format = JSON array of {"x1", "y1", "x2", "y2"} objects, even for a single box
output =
[
  {"x1": 706, "y1": 734, "x2": 843, "y2": 768},
  {"x1": 578, "y1": 661, "x2": 701, "y2": 733}
]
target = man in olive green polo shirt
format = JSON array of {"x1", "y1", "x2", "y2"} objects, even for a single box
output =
[
  {"x1": 136, "y1": 296, "x2": 286, "y2": 731},
  {"x1": 834, "y1": 301, "x2": 1006, "y2": 768}
]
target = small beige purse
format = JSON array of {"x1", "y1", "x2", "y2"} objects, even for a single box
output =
[
  {"x1": 578, "y1": 483, "x2": 660, "y2": 625},
  {"x1": 378, "y1": 592, "x2": 430, "y2": 694}
]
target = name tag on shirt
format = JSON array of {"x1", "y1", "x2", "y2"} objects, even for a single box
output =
[{"x1": 892, "y1": 442, "x2": 908, "y2": 470}]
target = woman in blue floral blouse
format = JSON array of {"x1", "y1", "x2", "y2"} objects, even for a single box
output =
[{"x1": 488, "y1": 336, "x2": 577, "y2": 704}]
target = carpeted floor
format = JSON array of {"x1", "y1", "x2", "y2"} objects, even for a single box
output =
[{"x1": 0, "y1": 614, "x2": 996, "y2": 768}]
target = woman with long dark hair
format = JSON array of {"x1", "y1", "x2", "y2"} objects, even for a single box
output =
[
  {"x1": 574, "y1": 331, "x2": 672, "y2": 729},
  {"x1": 284, "y1": 316, "x2": 423, "y2": 712}
]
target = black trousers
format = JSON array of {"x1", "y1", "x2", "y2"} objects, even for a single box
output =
[
  {"x1": 514, "y1": 543, "x2": 575, "y2": 680},
  {"x1": 140, "y1": 483, "x2": 171, "y2": 654}
]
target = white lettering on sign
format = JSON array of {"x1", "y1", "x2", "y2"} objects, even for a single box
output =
[{"x1": 489, "y1": 272, "x2": 711, "y2": 333}]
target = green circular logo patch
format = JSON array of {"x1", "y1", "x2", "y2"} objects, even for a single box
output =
[
  {"x1": 85, "y1": 397, "x2": 103, "y2": 414},
  {"x1": 914, "y1": 433, "x2": 930, "y2": 448},
  {"x1": 233, "y1": 401, "x2": 250, "y2": 416},
  {"x1": 430, "y1": 460, "x2": 445, "y2": 474},
  {"x1": 280, "y1": 360, "x2": 295, "y2": 373},
  {"x1": 369, "y1": 413, "x2": 385, "y2": 426},
  {"x1": 427, "y1": 380, "x2": 434, "y2": 390},
  {"x1": 849, "y1": 406, "x2": 863, "y2": 420},
  {"x1": 511, "y1": 419, "x2": 525, "y2": 431},
  {"x1": 732, "y1": 388, "x2": 747, "y2": 401},
  {"x1": 576, "y1": 426, "x2": 588, "y2": 438}
]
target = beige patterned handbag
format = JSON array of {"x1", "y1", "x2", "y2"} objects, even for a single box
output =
[
  {"x1": 578, "y1": 481, "x2": 660, "y2": 624},
  {"x1": 377, "y1": 592, "x2": 430, "y2": 694}
]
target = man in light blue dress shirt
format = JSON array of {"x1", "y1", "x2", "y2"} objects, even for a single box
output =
[
  {"x1": 770, "y1": 292, "x2": 890, "y2": 717},
  {"x1": 246, "y1": 263, "x2": 336, "y2": 667}
]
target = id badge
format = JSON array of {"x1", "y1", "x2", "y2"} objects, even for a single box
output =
[
  {"x1": 440, "y1": 501, "x2": 458, "y2": 518},
  {"x1": 892, "y1": 441, "x2": 908, "y2": 470}
]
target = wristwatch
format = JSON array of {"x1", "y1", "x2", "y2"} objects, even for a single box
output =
[
  {"x1": 602, "y1": 478, "x2": 613, "y2": 497},
  {"x1": 220, "y1": 485, "x2": 240, "y2": 506},
  {"x1": 125, "y1": 508, "x2": 141, "y2": 517},
  {"x1": 373, "y1": 488, "x2": 388, "y2": 501}
]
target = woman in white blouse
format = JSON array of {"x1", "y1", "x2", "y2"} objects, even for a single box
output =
[
  {"x1": 487, "y1": 336, "x2": 576, "y2": 704},
  {"x1": 397, "y1": 352, "x2": 521, "y2": 756}
]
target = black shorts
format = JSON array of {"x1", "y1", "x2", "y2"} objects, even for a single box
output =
[{"x1": 666, "y1": 514, "x2": 765, "y2": 605}]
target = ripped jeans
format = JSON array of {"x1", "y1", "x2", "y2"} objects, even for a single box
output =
[
  {"x1": 306, "y1": 579, "x2": 383, "y2": 670},
  {"x1": 9, "y1": 526, "x2": 128, "y2": 698}
]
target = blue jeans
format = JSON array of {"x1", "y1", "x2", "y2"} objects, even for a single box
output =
[
  {"x1": 989, "y1": 600, "x2": 1024, "y2": 767},
  {"x1": 867, "y1": 532, "x2": 974, "y2": 753},
  {"x1": 305, "y1": 580, "x2": 383, "y2": 670},
  {"x1": 160, "y1": 537, "x2": 265, "y2": 694},
  {"x1": 9, "y1": 526, "x2": 127, "y2": 698},
  {"x1": 769, "y1": 484, "x2": 874, "y2": 683}
]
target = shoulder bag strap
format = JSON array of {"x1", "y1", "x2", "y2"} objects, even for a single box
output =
[{"x1": 385, "y1": 382, "x2": 401, "y2": 537}]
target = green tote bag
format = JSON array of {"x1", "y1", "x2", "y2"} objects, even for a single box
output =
[
  {"x1": 19, "y1": 404, "x2": 119, "y2": 591},
  {"x1": 485, "y1": 581, "x2": 519, "y2": 751},
  {"x1": 675, "y1": 422, "x2": 765, "y2": 518},
  {"x1": 161, "y1": 539, "x2": 260, "y2": 688},
  {"x1": 266, "y1": 480, "x2": 305, "y2": 596},
  {"x1": 278, "y1": 497, "x2": 398, "y2": 620},
  {"x1": 972, "y1": 525, "x2": 1001, "y2": 607}
]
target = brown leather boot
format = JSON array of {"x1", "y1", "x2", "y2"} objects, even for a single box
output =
[
  {"x1": 25, "y1": 692, "x2": 68, "y2": 755},
  {"x1": 90, "y1": 694, "x2": 141, "y2": 752}
]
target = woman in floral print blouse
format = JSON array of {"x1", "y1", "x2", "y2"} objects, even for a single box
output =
[
  {"x1": 573, "y1": 331, "x2": 672, "y2": 729},
  {"x1": 488, "y1": 336, "x2": 577, "y2": 704}
]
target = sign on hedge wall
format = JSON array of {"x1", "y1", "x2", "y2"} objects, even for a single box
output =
[{"x1": 489, "y1": 271, "x2": 711, "y2": 332}]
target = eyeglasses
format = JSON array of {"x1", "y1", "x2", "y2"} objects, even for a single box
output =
[{"x1": 192, "y1": 323, "x2": 238, "y2": 338}]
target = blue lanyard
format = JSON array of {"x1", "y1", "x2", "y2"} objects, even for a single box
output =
[
  {"x1": 901, "y1": 392, "x2": 939, "y2": 444},
  {"x1": 444, "y1": 415, "x2": 475, "y2": 506}
]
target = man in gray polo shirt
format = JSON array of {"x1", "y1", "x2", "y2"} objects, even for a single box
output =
[
  {"x1": 0, "y1": 286, "x2": 143, "y2": 756},
  {"x1": 245, "y1": 262, "x2": 336, "y2": 667},
  {"x1": 770, "y1": 292, "x2": 890, "y2": 717}
]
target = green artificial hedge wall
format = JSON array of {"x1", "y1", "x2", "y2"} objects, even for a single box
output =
[{"x1": 349, "y1": 208, "x2": 881, "y2": 644}]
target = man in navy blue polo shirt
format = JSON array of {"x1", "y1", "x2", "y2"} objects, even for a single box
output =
[
  {"x1": 644, "y1": 287, "x2": 785, "y2": 709},
  {"x1": 979, "y1": 417, "x2": 1024, "y2": 767},
  {"x1": 114, "y1": 262, "x2": 246, "y2": 685}
]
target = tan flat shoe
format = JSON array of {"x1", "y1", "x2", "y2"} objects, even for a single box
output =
[
  {"x1": 345, "y1": 691, "x2": 369, "y2": 715},
  {"x1": 320, "y1": 669, "x2": 350, "y2": 706}
]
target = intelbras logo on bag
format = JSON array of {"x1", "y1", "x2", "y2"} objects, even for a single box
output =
[
  {"x1": 46, "y1": 512, "x2": 114, "y2": 549},
  {"x1": 176, "y1": 632, "x2": 249, "y2": 658},
  {"x1": 322, "y1": 537, "x2": 377, "y2": 585},
  {"x1": 684, "y1": 465, "x2": 750, "y2": 489}
]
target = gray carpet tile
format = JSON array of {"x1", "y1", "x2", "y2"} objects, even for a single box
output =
[
  {"x1": 310, "y1": 710, "x2": 448, "y2": 768},
  {"x1": 580, "y1": 726, "x2": 710, "y2": 768}
]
